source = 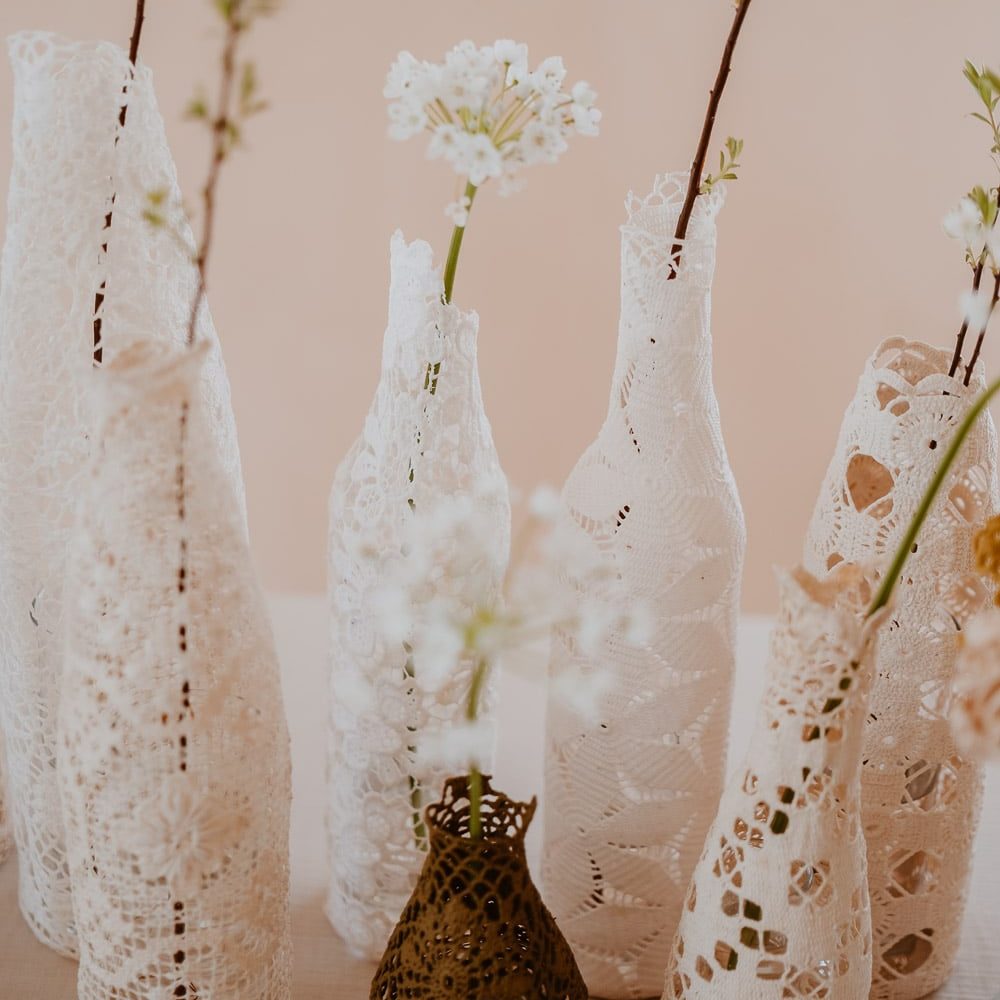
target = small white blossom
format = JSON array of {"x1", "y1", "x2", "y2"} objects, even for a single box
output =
[
  {"x1": 385, "y1": 40, "x2": 599, "y2": 195},
  {"x1": 367, "y1": 484, "x2": 647, "y2": 772},
  {"x1": 418, "y1": 718, "x2": 495, "y2": 772},
  {"x1": 944, "y1": 197, "x2": 989, "y2": 257},
  {"x1": 445, "y1": 194, "x2": 473, "y2": 227},
  {"x1": 960, "y1": 286, "x2": 994, "y2": 330}
]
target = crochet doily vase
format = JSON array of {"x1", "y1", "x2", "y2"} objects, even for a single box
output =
[
  {"x1": 664, "y1": 565, "x2": 882, "y2": 999},
  {"x1": 326, "y1": 232, "x2": 511, "y2": 958},
  {"x1": 803, "y1": 338, "x2": 998, "y2": 999},
  {"x1": 58, "y1": 343, "x2": 291, "y2": 1000},
  {"x1": 542, "y1": 175, "x2": 746, "y2": 999},
  {"x1": 0, "y1": 31, "x2": 242, "y2": 957}
]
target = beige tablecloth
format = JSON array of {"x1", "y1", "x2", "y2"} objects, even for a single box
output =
[{"x1": 2, "y1": 599, "x2": 997, "y2": 998}]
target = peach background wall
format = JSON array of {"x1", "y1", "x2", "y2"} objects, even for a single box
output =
[{"x1": 2, "y1": 0, "x2": 1000, "y2": 611}]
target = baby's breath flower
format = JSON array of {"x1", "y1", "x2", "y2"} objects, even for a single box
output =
[
  {"x1": 384, "y1": 39, "x2": 600, "y2": 195},
  {"x1": 444, "y1": 195, "x2": 472, "y2": 227}
]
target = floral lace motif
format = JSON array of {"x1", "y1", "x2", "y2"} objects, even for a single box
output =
[
  {"x1": 542, "y1": 174, "x2": 745, "y2": 999},
  {"x1": 665, "y1": 566, "x2": 879, "y2": 999},
  {"x1": 803, "y1": 338, "x2": 998, "y2": 1000},
  {"x1": 0, "y1": 32, "x2": 244, "y2": 957},
  {"x1": 59, "y1": 345, "x2": 291, "y2": 1000},
  {"x1": 325, "y1": 232, "x2": 510, "y2": 959}
]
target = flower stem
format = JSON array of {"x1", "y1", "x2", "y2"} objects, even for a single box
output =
[
  {"x1": 668, "y1": 0, "x2": 754, "y2": 280},
  {"x1": 466, "y1": 657, "x2": 489, "y2": 840},
  {"x1": 868, "y1": 373, "x2": 1000, "y2": 618},
  {"x1": 963, "y1": 270, "x2": 1000, "y2": 386},
  {"x1": 442, "y1": 182, "x2": 478, "y2": 305}
]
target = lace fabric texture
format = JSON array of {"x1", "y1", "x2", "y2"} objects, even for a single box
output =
[
  {"x1": 664, "y1": 565, "x2": 880, "y2": 1000},
  {"x1": 326, "y1": 232, "x2": 511, "y2": 959},
  {"x1": 58, "y1": 344, "x2": 292, "y2": 1000},
  {"x1": 0, "y1": 32, "x2": 244, "y2": 956},
  {"x1": 542, "y1": 174, "x2": 746, "y2": 999},
  {"x1": 803, "y1": 338, "x2": 997, "y2": 1000}
]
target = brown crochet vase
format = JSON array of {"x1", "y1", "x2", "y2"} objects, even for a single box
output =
[{"x1": 370, "y1": 776, "x2": 587, "y2": 1000}]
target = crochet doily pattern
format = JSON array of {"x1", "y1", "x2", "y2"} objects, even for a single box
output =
[
  {"x1": 0, "y1": 32, "x2": 243, "y2": 957},
  {"x1": 665, "y1": 565, "x2": 880, "y2": 999},
  {"x1": 542, "y1": 175, "x2": 745, "y2": 999},
  {"x1": 326, "y1": 232, "x2": 510, "y2": 958},
  {"x1": 803, "y1": 338, "x2": 998, "y2": 999},
  {"x1": 59, "y1": 344, "x2": 291, "y2": 1000}
]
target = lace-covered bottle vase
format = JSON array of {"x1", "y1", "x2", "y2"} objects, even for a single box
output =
[
  {"x1": 326, "y1": 232, "x2": 511, "y2": 958},
  {"x1": 0, "y1": 31, "x2": 244, "y2": 957},
  {"x1": 58, "y1": 343, "x2": 292, "y2": 1000},
  {"x1": 664, "y1": 565, "x2": 881, "y2": 999},
  {"x1": 803, "y1": 338, "x2": 998, "y2": 1000},
  {"x1": 542, "y1": 175, "x2": 746, "y2": 999}
]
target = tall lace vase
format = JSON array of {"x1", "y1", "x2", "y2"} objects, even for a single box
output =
[
  {"x1": 326, "y1": 232, "x2": 511, "y2": 958},
  {"x1": 58, "y1": 343, "x2": 292, "y2": 1000},
  {"x1": 803, "y1": 338, "x2": 998, "y2": 999},
  {"x1": 0, "y1": 32, "x2": 242, "y2": 956},
  {"x1": 542, "y1": 174, "x2": 745, "y2": 999},
  {"x1": 664, "y1": 565, "x2": 882, "y2": 999}
]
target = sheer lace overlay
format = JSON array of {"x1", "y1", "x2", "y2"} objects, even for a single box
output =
[
  {"x1": 542, "y1": 175, "x2": 746, "y2": 999},
  {"x1": 664, "y1": 565, "x2": 880, "y2": 1000},
  {"x1": 326, "y1": 232, "x2": 511, "y2": 959},
  {"x1": 59, "y1": 344, "x2": 292, "y2": 1000},
  {"x1": 0, "y1": 32, "x2": 244, "y2": 956},
  {"x1": 803, "y1": 339, "x2": 997, "y2": 1000}
]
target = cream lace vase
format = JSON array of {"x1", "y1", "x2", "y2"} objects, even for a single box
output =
[
  {"x1": 542, "y1": 174, "x2": 745, "y2": 999},
  {"x1": 664, "y1": 565, "x2": 882, "y2": 1000},
  {"x1": 0, "y1": 32, "x2": 243, "y2": 957},
  {"x1": 803, "y1": 338, "x2": 998, "y2": 1000},
  {"x1": 326, "y1": 232, "x2": 511, "y2": 958},
  {"x1": 58, "y1": 343, "x2": 292, "y2": 1000}
]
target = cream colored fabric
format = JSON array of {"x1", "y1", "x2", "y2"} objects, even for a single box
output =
[
  {"x1": 664, "y1": 566, "x2": 880, "y2": 999},
  {"x1": 1, "y1": 606, "x2": 998, "y2": 998},
  {"x1": 0, "y1": 31, "x2": 243, "y2": 960},
  {"x1": 58, "y1": 344, "x2": 291, "y2": 1000},
  {"x1": 325, "y1": 233, "x2": 510, "y2": 959},
  {"x1": 803, "y1": 339, "x2": 998, "y2": 1000},
  {"x1": 542, "y1": 175, "x2": 745, "y2": 999}
]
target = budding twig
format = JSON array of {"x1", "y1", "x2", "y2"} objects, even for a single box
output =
[
  {"x1": 668, "y1": 0, "x2": 753, "y2": 280},
  {"x1": 93, "y1": 0, "x2": 147, "y2": 365},
  {"x1": 964, "y1": 269, "x2": 1000, "y2": 386}
]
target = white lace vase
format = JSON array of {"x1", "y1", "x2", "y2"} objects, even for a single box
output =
[
  {"x1": 58, "y1": 343, "x2": 292, "y2": 1000},
  {"x1": 541, "y1": 174, "x2": 746, "y2": 999},
  {"x1": 325, "y1": 232, "x2": 511, "y2": 958},
  {"x1": 0, "y1": 32, "x2": 243, "y2": 956},
  {"x1": 803, "y1": 338, "x2": 998, "y2": 1000},
  {"x1": 664, "y1": 565, "x2": 882, "y2": 1000}
]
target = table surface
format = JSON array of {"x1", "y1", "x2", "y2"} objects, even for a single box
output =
[{"x1": 2, "y1": 598, "x2": 997, "y2": 999}]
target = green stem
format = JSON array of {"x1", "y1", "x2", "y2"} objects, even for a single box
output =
[
  {"x1": 442, "y1": 182, "x2": 478, "y2": 305},
  {"x1": 868, "y1": 374, "x2": 1000, "y2": 618},
  {"x1": 466, "y1": 657, "x2": 490, "y2": 840}
]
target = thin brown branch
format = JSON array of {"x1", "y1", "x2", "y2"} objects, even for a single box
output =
[
  {"x1": 950, "y1": 185, "x2": 1000, "y2": 377},
  {"x1": 963, "y1": 269, "x2": 1000, "y2": 386},
  {"x1": 186, "y1": 11, "x2": 242, "y2": 348},
  {"x1": 668, "y1": 0, "x2": 754, "y2": 280},
  {"x1": 93, "y1": 0, "x2": 148, "y2": 365}
]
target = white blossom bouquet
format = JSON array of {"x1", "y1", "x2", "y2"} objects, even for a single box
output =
[
  {"x1": 369, "y1": 487, "x2": 648, "y2": 838},
  {"x1": 385, "y1": 39, "x2": 600, "y2": 302}
]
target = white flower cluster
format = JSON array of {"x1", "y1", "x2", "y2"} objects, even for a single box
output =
[
  {"x1": 944, "y1": 194, "x2": 1000, "y2": 265},
  {"x1": 384, "y1": 40, "x2": 600, "y2": 199},
  {"x1": 369, "y1": 486, "x2": 647, "y2": 771}
]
